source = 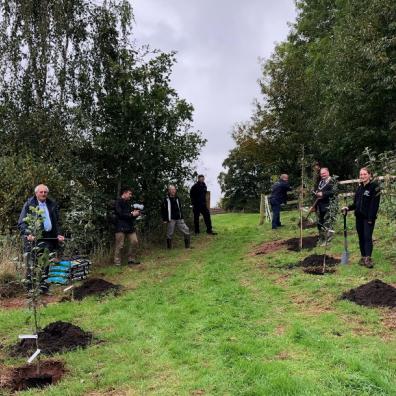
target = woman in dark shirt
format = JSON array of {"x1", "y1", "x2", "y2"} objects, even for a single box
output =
[{"x1": 343, "y1": 168, "x2": 380, "y2": 268}]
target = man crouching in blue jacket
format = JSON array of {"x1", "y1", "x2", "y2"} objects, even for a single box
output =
[{"x1": 269, "y1": 174, "x2": 291, "y2": 230}]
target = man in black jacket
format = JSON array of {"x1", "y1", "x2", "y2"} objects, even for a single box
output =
[
  {"x1": 190, "y1": 175, "x2": 216, "y2": 235},
  {"x1": 113, "y1": 187, "x2": 141, "y2": 266},
  {"x1": 161, "y1": 185, "x2": 191, "y2": 249},
  {"x1": 311, "y1": 168, "x2": 335, "y2": 245},
  {"x1": 18, "y1": 184, "x2": 65, "y2": 292},
  {"x1": 269, "y1": 174, "x2": 291, "y2": 229}
]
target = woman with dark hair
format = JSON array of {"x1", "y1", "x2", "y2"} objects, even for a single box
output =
[{"x1": 343, "y1": 168, "x2": 381, "y2": 268}]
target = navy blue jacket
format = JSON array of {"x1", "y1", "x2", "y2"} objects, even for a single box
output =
[
  {"x1": 190, "y1": 182, "x2": 207, "y2": 207},
  {"x1": 270, "y1": 180, "x2": 291, "y2": 205},
  {"x1": 316, "y1": 178, "x2": 335, "y2": 212},
  {"x1": 18, "y1": 196, "x2": 61, "y2": 238},
  {"x1": 348, "y1": 181, "x2": 380, "y2": 221},
  {"x1": 114, "y1": 198, "x2": 136, "y2": 233}
]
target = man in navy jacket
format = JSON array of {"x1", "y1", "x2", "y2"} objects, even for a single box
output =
[{"x1": 269, "y1": 174, "x2": 291, "y2": 229}]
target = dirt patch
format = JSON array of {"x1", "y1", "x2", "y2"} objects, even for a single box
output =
[
  {"x1": 73, "y1": 278, "x2": 121, "y2": 300},
  {"x1": 297, "y1": 219, "x2": 317, "y2": 229},
  {"x1": 252, "y1": 240, "x2": 285, "y2": 255},
  {"x1": 0, "y1": 360, "x2": 65, "y2": 391},
  {"x1": 341, "y1": 279, "x2": 396, "y2": 308},
  {"x1": 0, "y1": 274, "x2": 25, "y2": 298},
  {"x1": 285, "y1": 236, "x2": 317, "y2": 251},
  {"x1": 288, "y1": 254, "x2": 339, "y2": 275},
  {"x1": 0, "y1": 294, "x2": 59, "y2": 310},
  {"x1": 11, "y1": 321, "x2": 92, "y2": 356}
]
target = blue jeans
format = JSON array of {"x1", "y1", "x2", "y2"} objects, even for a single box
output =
[{"x1": 271, "y1": 202, "x2": 281, "y2": 229}]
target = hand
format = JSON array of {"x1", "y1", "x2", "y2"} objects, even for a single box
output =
[
  {"x1": 26, "y1": 234, "x2": 35, "y2": 242},
  {"x1": 341, "y1": 207, "x2": 348, "y2": 214},
  {"x1": 316, "y1": 192, "x2": 323, "y2": 198},
  {"x1": 163, "y1": 221, "x2": 168, "y2": 224},
  {"x1": 131, "y1": 210, "x2": 140, "y2": 217},
  {"x1": 368, "y1": 220, "x2": 373, "y2": 224},
  {"x1": 57, "y1": 235, "x2": 65, "y2": 242},
  {"x1": 308, "y1": 206, "x2": 316, "y2": 213}
]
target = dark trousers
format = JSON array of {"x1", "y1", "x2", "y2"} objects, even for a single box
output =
[
  {"x1": 24, "y1": 239, "x2": 58, "y2": 293},
  {"x1": 270, "y1": 202, "x2": 281, "y2": 229},
  {"x1": 193, "y1": 205, "x2": 212, "y2": 233},
  {"x1": 356, "y1": 216, "x2": 375, "y2": 257},
  {"x1": 317, "y1": 209, "x2": 328, "y2": 232}
]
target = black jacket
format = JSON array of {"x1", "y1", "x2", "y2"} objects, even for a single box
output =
[
  {"x1": 18, "y1": 196, "x2": 61, "y2": 238},
  {"x1": 114, "y1": 198, "x2": 136, "y2": 233},
  {"x1": 269, "y1": 180, "x2": 291, "y2": 205},
  {"x1": 348, "y1": 181, "x2": 380, "y2": 221},
  {"x1": 190, "y1": 182, "x2": 207, "y2": 207},
  {"x1": 161, "y1": 196, "x2": 184, "y2": 222},
  {"x1": 316, "y1": 178, "x2": 335, "y2": 212}
]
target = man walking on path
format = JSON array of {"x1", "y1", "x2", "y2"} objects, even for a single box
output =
[
  {"x1": 113, "y1": 187, "x2": 141, "y2": 266},
  {"x1": 161, "y1": 185, "x2": 191, "y2": 249},
  {"x1": 18, "y1": 184, "x2": 65, "y2": 293},
  {"x1": 190, "y1": 175, "x2": 217, "y2": 235},
  {"x1": 269, "y1": 174, "x2": 291, "y2": 229}
]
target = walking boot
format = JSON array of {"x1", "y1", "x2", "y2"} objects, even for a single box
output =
[
  {"x1": 358, "y1": 257, "x2": 366, "y2": 266},
  {"x1": 184, "y1": 236, "x2": 191, "y2": 249},
  {"x1": 364, "y1": 256, "x2": 373, "y2": 268},
  {"x1": 167, "y1": 239, "x2": 172, "y2": 249}
]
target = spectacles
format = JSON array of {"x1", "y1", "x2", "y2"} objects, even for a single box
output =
[{"x1": 38, "y1": 191, "x2": 48, "y2": 194}]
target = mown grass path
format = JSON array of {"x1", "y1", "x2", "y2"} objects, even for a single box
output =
[{"x1": 0, "y1": 212, "x2": 395, "y2": 395}]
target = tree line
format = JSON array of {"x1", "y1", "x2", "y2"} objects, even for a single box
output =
[
  {"x1": 219, "y1": 0, "x2": 395, "y2": 211},
  {"x1": 0, "y1": 0, "x2": 205, "y2": 252}
]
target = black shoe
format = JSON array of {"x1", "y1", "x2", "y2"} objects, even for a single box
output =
[
  {"x1": 128, "y1": 259, "x2": 141, "y2": 265},
  {"x1": 184, "y1": 237, "x2": 191, "y2": 249},
  {"x1": 167, "y1": 239, "x2": 172, "y2": 249},
  {"x1": 207, "y1": 231, "x2": 217, "y2": 235}
]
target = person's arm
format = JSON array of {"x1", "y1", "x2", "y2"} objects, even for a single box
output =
[
  {"x1": 161, "y1": 199, "x2": 168, "y2": 222},
  {"x1": 368, "y1": 184, "x2": 381, "y2": 222},
  {"x1": 17, "y1": 202, "x2": 30, "y2": 236},
  {"x1": 190, "y1": 185, "x2": 196, "y2": 206}
]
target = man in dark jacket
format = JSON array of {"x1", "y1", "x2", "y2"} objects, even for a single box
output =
[
  {"x1": 269, "y1": 174, "x2": 291, "y2": 229},
  {"x1": 161, "y1": 185, "x2": 191, "y2": 249},
  {"x1": 311, "y1": 167, "x2": 335, "y2": 245},
  {"x1": 18, "y1": 184, "x2": 65, "y2": 292},
  {"x1": 113, "y1": 187, "x2": 141, "y2": 266},
  {"x1": 190, "y1": 175, "x2": 216, "y2": 235}
]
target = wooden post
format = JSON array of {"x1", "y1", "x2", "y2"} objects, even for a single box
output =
[
  {"x1": 206, "y1": 191, "x2": 211, "y2": 210},
  {"x1": 265, "y1": 195, "x2": 272, "y2": 222},
  {"x1": 259, "y1": 193, "x2": 265, "y2": 225}
]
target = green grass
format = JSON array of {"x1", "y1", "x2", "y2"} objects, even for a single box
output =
[{"x1": 0, "y1": 212, "x2": 395, "y2": 395}]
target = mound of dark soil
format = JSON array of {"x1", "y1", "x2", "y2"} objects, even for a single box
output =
[
  {"x1": 73, "y1": 278, "x2": 121, "y2": 300},
  {"x1": 11, "y1": 321, "x2": 92, "y2": 356},
  {"x1": 0, "y1": 360, "x2": 65, "y2": 391},
  {"x1": 286, "y1": 236, "x2": 318, "y2": 251},
  {"x1": 297, "y1": 254, "x2": 340, "y2": 268},
  {"x1": 341, "y1": 279, "x2": 396, "y2": 308}
]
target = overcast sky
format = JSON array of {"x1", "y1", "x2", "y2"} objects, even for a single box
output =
[{"x1": 132, "y1": 0, "x2": 297, "y2": 205}]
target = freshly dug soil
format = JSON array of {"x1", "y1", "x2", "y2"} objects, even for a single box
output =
[
  {"x1": 341, "y1": 279, "x2": 396, "y2": 308},
  {"x1": 286, "y1": 236, "x2": 318, "y2": 251},
  {"x1": 253, "y1": 240, "x2": 285, "y2": 255},
  {"x1": 296, "y1": 254, "x2": 340, "y2": 268},
  {"x1": 0, "y1": 360, "x2": 65, "y2": 391},
  {"x1": 11, "y1": 321, "x2": 92, "y2": 356},
  {"x1": 73, "y1": 278, "x2": 121, "y2": 300}
]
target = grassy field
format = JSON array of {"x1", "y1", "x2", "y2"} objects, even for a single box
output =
[{"x1": 0, "y1": 211, "x2": 395, "y2": 395}]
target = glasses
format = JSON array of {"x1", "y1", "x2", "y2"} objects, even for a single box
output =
[{"x1": 38, "y1": 191, "x2": 48, "y2": 194}]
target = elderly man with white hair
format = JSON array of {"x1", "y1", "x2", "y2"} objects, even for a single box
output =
[
  {"x1": 161, "y1": 185, "x2": 191, "y2": 249},
  {"x1": 18, "y1": 184, "x2": 65, "y2": 292}
]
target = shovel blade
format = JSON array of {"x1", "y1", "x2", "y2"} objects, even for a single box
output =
[{"x1": 341, "y1": 251, "x2": 350, "y2": 265}]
